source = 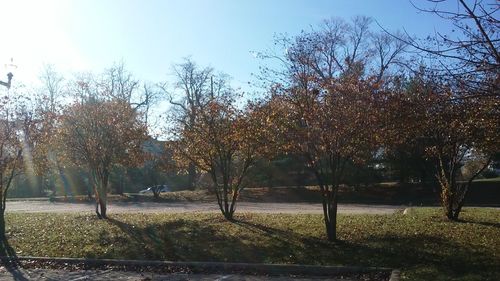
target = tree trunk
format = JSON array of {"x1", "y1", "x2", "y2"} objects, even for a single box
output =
[
  {"x1": 153, "y1": 185, "x2": 161, "y2": 199},
  {"x1": 323, "y1": 187, "x2": 338, "y2": 241},
  {"x1": 211, "y1": 167, "x2": 238, "y2": 221},
  {"x1": 214, "y1": 188, "x2": 233, "y2": 220},
  {"x1": 153, "y1": 191, "x2": 160, "y2": 199},
  {"x1": 37, "y1": 176, "x2": 44, "y2": 197},
  {"x1": 93, "y1": 185, "x2": 102, "y2": 219},
  {"x1": 314, "y1": 166, "x2": 338, "y2": 242},
  {"x1": 87, "y1": 188, "x2": 93, "y2": 200},
  {"x1": 99, "y1": 197, "x2": 107, "y2": 218},
  {"x1": 187, "y1": 162, "x2": 197, "y2": 190},
  {"x1": 98, "y1": 179, "x2": 108, "y2": 219},
  {"x1": 93, "y1": 173, "x2": 109, "y2": 219},
  {"x1": 445, "y1": 197, "x2": 455, "y2": 220},
  {"x1": 452, "y1": 157, "x2": 492, "y2": 220},
  {"x1": 437, "y1": 156, "x2": 456, "y2": 220},
  {"x1": 58, "y1": 165, "x2": 71, "y2": 199},
  {"x1": 226, "y1": 189, "x2": 239, "y2": 221},
  {"x1": 94, "y1": 190, "x2": 108, "y2": 219},
  {"x1": 0, "y1": 212, "x2": 5, "y2": 240},
  {"x1": 223, "y1": 210, "x2": 234, "y2": 220},
  {"x1": 318, "y1": 179, "x2": 338, "y2": 241},
  {"x1": 119, "y1": 170, "x2": 125, "y2": 195},
  {"x1": 217, "y1": 185, "x2": 236, "y2": 221},
  {"x1": 440, "y1": 181, "x2": 455, "y2": 220}
]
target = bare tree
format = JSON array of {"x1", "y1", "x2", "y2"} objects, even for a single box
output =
[
  {"x1": 259, "y1": 16, "x2": 406, "y2": 88},
  {"x1": 102, "y1": 61, "x2": 140, "y2": 104},
  {"x1": 140, "y1": 83, "x2": 161, "y2": 131},
  {"x1": 395, "y1": 0, "x2": 499, "y2": 97},
  {"x1": 71, "y1": 62, "x2": 159, "y2": 114},
  {"x1": 372, "y1": 32, "x2": 407, "y2": 81},
  {"x1": 39, "y1": 64, "x2": 64, "y2": 113},
  {"x1": 162, "y1": 58, "x2": 230, "y2": 189}
]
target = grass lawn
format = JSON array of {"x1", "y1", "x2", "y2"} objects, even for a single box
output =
[{"x1": 2, "y1": 208, "x2": 499, "y2": 281}]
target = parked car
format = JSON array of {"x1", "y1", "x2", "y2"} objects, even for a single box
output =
[{"x1": 139, "y1": 185, "x2": 170, "y2": 194}]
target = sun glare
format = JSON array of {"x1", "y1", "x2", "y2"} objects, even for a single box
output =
[{"x1": 0, "y1": 0, "x2": 87, "y2": 82}]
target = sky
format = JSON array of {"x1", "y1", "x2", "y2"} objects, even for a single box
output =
[{"x1": 0, "y1": 0, "x2": 470, "y2": 93}]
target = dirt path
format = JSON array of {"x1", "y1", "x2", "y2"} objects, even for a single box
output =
[{"x1": 4, "y1": 201, "x2": 403, "y2": 215}]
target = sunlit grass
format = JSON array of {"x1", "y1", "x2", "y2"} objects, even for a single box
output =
[{"x1": 3, "y1": 208, "x2": 500, "y2": 281}]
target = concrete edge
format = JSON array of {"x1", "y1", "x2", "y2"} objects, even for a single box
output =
[
  {"x1": 0, "y1": 256, "x2": 395, "y2": 278},
  {"x1": 389, "y1": 269, "x2": 400, "y2": 281}
]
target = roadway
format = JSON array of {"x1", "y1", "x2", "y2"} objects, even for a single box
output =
[{"x1": 4, "y1": 200, "x2": 403, "y2": 215}]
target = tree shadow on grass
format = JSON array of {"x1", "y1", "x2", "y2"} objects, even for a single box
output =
[
  {"x1": 233, "y1": 218, "x2": 341, "y2": 264},
  {"x1": 0, "y1": 238, "x2": 29, "y2": 281},
  {"x1": 346, "y1": 234, "x2": 500, "y2": 281},
  {"x1": 233, "y1": 218, "x2": 500, "y2": 281},
  {"x1": 233, "y1": 218, "x2": 332, "y2": 248},
  {"x1": 103, "y1": 215, "x2": 499, "y2": 280},
  {"x1": 459, "y1": 219, "x2": 500, "y2": 229},
  {"x1": 106, "y1": 216, "x2": 273, "y2": 262}
]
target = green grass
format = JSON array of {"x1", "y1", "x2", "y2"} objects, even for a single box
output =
[{"x1": 2, "y1": 208, "x2": 500, "y2": 281}]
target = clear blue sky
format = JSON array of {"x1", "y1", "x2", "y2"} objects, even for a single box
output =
[{"x1": 0, "y1": 0, "x2": 467, "y2": 90}]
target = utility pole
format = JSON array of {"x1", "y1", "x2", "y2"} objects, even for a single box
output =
[
  {"x1": 0, "y1": 72, "x2": 13, "y2": 89},
  {"x1": 210, "y1": 75, "x2": 214, "y2": 99},
  {"x1": 1, "y1": 58, "x2": 16, "y2": 89}
]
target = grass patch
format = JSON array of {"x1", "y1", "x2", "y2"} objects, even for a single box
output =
[{"x1": 2, "y1": 208, "x2": 499, "y2": 280}]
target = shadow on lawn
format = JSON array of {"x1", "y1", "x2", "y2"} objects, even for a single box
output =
[
  {"x1": 104, "y1": 215, "x2": 498, "y2": 280},
  {"x1": 345, "y1": 235, "x2": 499, "y2": 280},
  {"x1": 460, "y1": 219, "x2": 500, "y2": 229},
  {"x1": 235, "y1": 219, "x2": 499, "y2": 280},
  {"x1": 0, "y1": 238, "x2": 29, "y2": 281},
  {"x1": 106, "y1": 217, "x2": 269, "y2": 262}
]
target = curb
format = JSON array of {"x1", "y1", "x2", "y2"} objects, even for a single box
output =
[
  {"x1": 0, "y1": 256, "x2": 397, "y2": 279},
  {"x1": 389, "y1": 269, "x2": 400, "y2": 281}
]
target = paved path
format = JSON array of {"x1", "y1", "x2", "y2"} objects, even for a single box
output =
[
  {"x1": 4, "y1": 201, "x2": 403, "y2": 215},
  {"x1": 0, "y1": 268, "x2": 376, "y2": 281}
]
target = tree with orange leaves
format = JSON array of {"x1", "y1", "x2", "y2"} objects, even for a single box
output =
[
  {"x1": 0, "y1": 87, "x2": 41, "y2": 237},
  {"x1": 172, "y1": 92, "x2": 267, "y2": 220},
  {"x1": 58, "y1": 96, "x2": 147, "y2": 219},
  {"x1": 260, "y1": 17, "x2": 405, "y2": 241},
  {"x1": 383, "y1": 73, "x2": 499, "y2": 221}
]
